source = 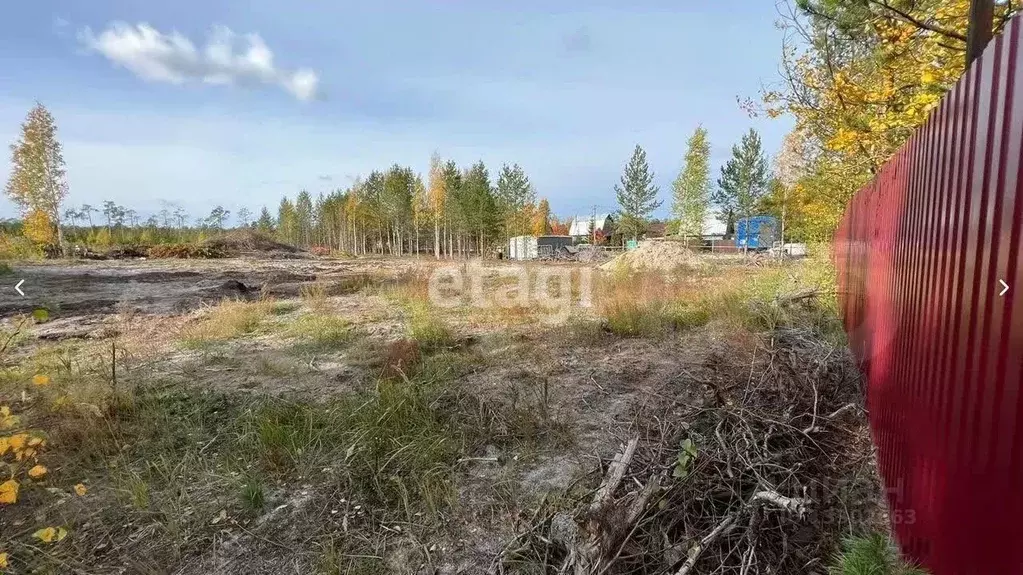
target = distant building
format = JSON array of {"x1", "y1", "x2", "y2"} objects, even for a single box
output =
[
  {"x1": 645, "y1": 221, "x2": 667, "y2": 238},
  {"x1": 702, "y1": 212, "x2": 727, "y2": 239},
  {"x1": 568, "y1": 214, "x2": 614, "y2": 238}
]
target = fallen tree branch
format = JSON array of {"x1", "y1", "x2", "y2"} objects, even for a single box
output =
[
  {"x1": 674, "y1": 514, "x2": 738, "y2": 575},
  {"x1": 752, "y1": 490, "x2": 811, "y2": 519},
  {"x1": 589, "y1": 437, "x2": 639, "y2": 514}
]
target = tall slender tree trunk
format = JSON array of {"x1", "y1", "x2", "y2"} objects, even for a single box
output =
[{"x1": 434, "y1": 219, "x2": 441, "y2": 259}]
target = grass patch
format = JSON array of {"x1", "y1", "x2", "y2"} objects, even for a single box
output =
[
  {"x1": 407, "y1": 303, "x2": 455, "y2": 351},
  {"x1": 381, "y1": 267, "x2": 432, "y2": 305},
  {"x1": 594, "y1": 248, "x2": 844, "y2": 340},
  {"x1": 271, "y1": 301, "x2": 301, "y2": 315},
  {"x1": 300, "y1": 282, "x2": 331, "y2": 312},
  {"x1": 239, "y1": 474, "x2": 267, "y2": 513},
  {"x1": 286, "y1": 313, "x2": 354, "y2": 353},
  {"x1": 179, "y1": 298, "x2": 275, "y2": 348},
  {"x1": 595, "y1": 272, "x2": 711, "y2": 338}
]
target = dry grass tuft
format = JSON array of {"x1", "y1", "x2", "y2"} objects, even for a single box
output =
[
  {"x1": 179, "y1": 298, "x2": 275, "y2": 347},
  {"x1": 378, "y1": 338, "x2": 423, "y2": 380}
]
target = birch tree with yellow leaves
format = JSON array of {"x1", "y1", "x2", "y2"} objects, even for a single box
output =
[
  {"x1": 762, "y1": 0, "x2": 1020, "y2": 239},
  {"x1": 5, "y1": 103, "x2": 69, "y2": 252},
  {"x1": 427, "y1": 152, "x2": 446, "y2": 259}
]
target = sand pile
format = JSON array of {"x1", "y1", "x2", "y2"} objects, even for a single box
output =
[{"x1": 599, "y1": 239, "x2": 703, "y2": 273}]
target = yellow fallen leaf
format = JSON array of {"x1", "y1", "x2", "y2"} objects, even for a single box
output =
[
  {"x1": 0, "y1": 406, "x2": 18, "y2": 430},
  {"x1": 27, "y1": 436, "x2": 44, "y2": 447},
  {"x1": 32, "y1": 374, "x2": 50, "y2": 386},
  {"x1": 15, "y1": 447, "x2": 35, "y2": 462},
  {"x1": 8, "y1": 434, "x2": 27, "y2": 451},
  {"x1": 32, "y1": 526, "x2": 67, "y2": 544},
  {"x1": 0, "y1": 437, "x2": 8, "y2": 456},
  {"x1": 0, "y1": 551, "x2": 7, "y2": 568},
  {"x1": 74, "y1": 483, "x2": 87, "y2": 496},
  {"x1": 28, "y1": 465, "x2": 47, "y2": 479},
  {"x1": 0, "y1": 415, "x2": 19, "y2": 430},
  {"x1": 0, "y1": 479, "x2": 18, "y2": 505}
]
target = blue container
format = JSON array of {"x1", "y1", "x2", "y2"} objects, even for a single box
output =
[{"x1": 736, "y1": 216, "x2": 779, "y2": 250}]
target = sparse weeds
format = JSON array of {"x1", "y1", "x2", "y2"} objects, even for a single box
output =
[
  {"x1": 593, "y1": 251, "x2": 843, "y2": 340},
  {"x1": 595, "y1": 271, "x2": 709, "y2": 337},
  {"x1": 239, "y1": 474, "x2": 267, "y2": 512},
  {"x1": 407, "y1": 303, "x2": 454, "y2": 351},
  {"x1": 179, "y1": 298, "x2": 275, "y2": 347},
  {"x1": 286, "y1": 313, "x2": 354, "y2": 353},
  {"x1": 383, "y1": 267, "x2": 432, "y2": 306},
  {"x1": 316, "y1": 537, "x2": 385, "y2": 575},
  {"x1": 300, "y1": 282, "x2": 331, "y2": 312}
]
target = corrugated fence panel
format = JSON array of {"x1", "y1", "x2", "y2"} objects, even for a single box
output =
[{"x1": 834, "y1": 15, "x2": 1023, "y2": 575}]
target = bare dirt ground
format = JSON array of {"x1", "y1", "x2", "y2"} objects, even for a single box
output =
[{"x1": 0, "y1": 253, "x2": 882, "y2": 575}]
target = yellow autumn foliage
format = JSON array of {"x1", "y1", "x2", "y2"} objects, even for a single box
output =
[
  {"x1": 22, "y1": 208, "x2": 56, "y2": 246},
  {"x1": 766, "y1": 0, "x2": 1020, "y2": 239},
  {"x1": 27, "y1": 465, "x2": 47, "y2": 479}
]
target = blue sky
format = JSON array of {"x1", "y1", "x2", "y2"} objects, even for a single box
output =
[{"x1": 0, "y1": 1, "x2": 793, "y2": 222}]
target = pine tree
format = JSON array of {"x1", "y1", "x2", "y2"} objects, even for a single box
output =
[
  {"x1": 714, "y1": 129, "x2": 769, "y2": 237},
  {"x1": 442, "y1": 161, "x2": 463, "y2": 256},
  {"x1": 495, "y1": 163, "x2": 535, "y2": 238},
  {"x1": 295, "y1": 191, "x2": 314, "y2": 247},
  {"x1": 5, "y1": 103, "x2": 69, "y2": 251},
  {"x1": 461, "y1": 161, "x2": 499, "y2": 255},
  {"x1": 256, "y1": 207, "x2": 275, "y2": 232},
  {"x1": 671, "y1": 127, "x2": 711, "y2": 241},
  {"x1": 614, "y1": 145, "x2": 661, "y2": 241},
  {"x1": 382, "y1": 165, "x2": 414, "y2": 255}
]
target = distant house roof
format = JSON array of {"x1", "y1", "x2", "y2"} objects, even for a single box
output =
[
  {"x1": 646, "y1": 221, "x2": 667, "y2": 238},
  {"x1": 568, "y1": 214, "x2": 613, "y2": 236}
]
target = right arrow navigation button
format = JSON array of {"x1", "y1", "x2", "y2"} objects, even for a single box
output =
[{"x1": 1000, "y1": 279, "x2": 1010, "y2": 297}]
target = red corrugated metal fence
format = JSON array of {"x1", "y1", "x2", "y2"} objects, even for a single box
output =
[{"x1": 834, "y1": 15, "x2": 1023, "y2": 575}]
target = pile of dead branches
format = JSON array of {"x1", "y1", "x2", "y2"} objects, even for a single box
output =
[{"x1": 496, "y1": 326, "x2": 881, "y2": 575}]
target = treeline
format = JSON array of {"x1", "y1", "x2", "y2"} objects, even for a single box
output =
[{"x1": 267, "y1": 156, "x2": 557, "y2": 256}]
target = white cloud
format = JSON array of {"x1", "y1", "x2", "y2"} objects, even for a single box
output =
[{"x1": 78, "y1": 22, "x2": 319, "y2": 102}]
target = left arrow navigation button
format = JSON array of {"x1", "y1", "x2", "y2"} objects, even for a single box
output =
[{"x1": 14, "y1": 279, "x2": 24, "y2": 296}]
